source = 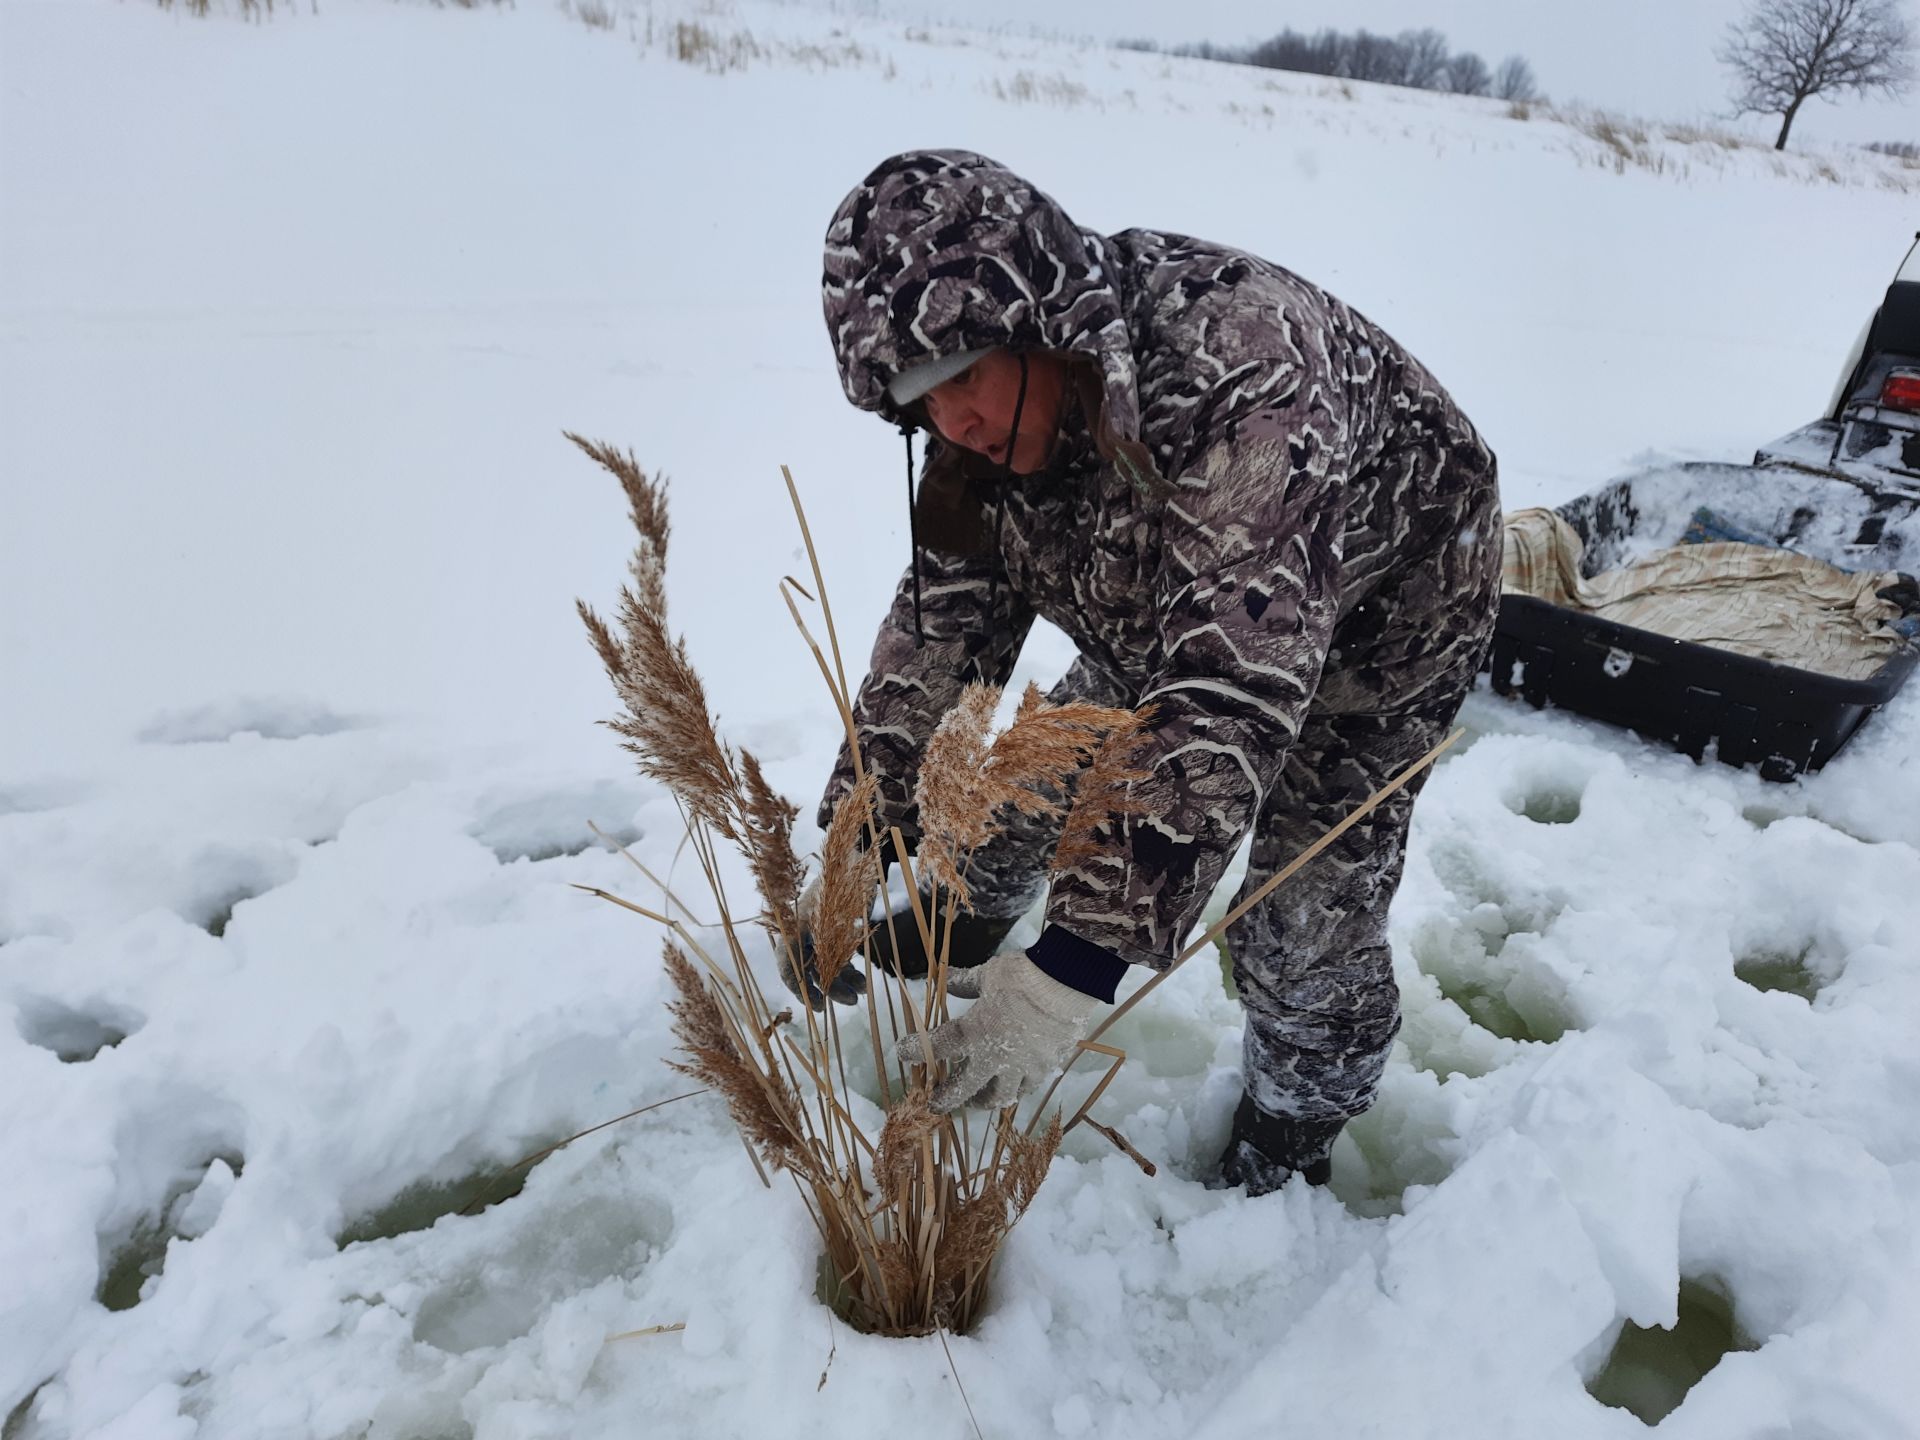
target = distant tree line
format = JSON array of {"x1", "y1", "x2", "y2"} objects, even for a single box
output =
[{"x1": 1117, "y1": 27, "x2": 1542, "y2": 102}]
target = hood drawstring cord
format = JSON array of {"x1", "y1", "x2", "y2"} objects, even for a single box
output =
[
  {"x1": 982, "y1": 351, "x2": 1030, "y2": 679},
  {"x1": 902, "y1": 422, "x2": 925, "y2": 649}
]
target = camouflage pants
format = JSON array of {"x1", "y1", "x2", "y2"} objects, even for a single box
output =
[{"x1": 953, "y1": 506, "x2": 1499, "y2": 1125}]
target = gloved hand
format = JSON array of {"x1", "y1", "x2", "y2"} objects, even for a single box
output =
[
  {"x1": 780, "y1": 873, "x2": 868, "y2": 1010},
  {"x1": 895, "y1": 950, "x2": 1103, "y2": 1112},
  {"x1": 776, "y1": 873, "x2": 868, "y2": 1012}
]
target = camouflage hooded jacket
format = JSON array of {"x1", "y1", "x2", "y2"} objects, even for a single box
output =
[{"x1": 818, "y1": 151, "x2": 1499, "y2": 969}]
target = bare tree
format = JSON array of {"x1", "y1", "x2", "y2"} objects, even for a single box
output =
[
  {"x1": 1399, "y1": 28, "x2": 1452, "y2": 89},
  {"x1": 1246, "y1": 28, "x2": 1339, "y2": 76},
  {"x1": 1348, "y1": 30, "x2": 1409, "y2": 85},
  {"x1": 1492, "y1": 55, "x2": 1541, "y2": 101},
  {"x1": 1718, "y1": 0, "x2": 1915, "y2": 149},
  {"x1": 1443, "y1": 51, "x2": 1493, "y2": 95}
]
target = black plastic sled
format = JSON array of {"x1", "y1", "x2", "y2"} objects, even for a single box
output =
[{"x1": 1489, "y1": 461, "x2": 1920, "y2": 781}]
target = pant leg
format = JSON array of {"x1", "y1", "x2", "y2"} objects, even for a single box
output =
[
  {"x1": 1229, "y1": 452, "x2": 1502, "y2": 1123},
  {"x1": 943, "y1": 656, "x2": 1133, "y2": 920},
  {"x1": 1226, "y1": 710, "x2": 1453, "y2": 1123}
]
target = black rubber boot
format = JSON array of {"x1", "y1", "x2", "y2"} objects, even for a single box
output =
[
  {"x1": 864, "y1": 895, "x2": 1018, "y2": 979},
  {"x1": 1217, "y1": 1094, "x2": 1345, "y2": 1196}
]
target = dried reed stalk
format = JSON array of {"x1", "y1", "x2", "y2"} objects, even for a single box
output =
[{"x1": 811, "y1": 773, "x2": 880, "y2": 995}]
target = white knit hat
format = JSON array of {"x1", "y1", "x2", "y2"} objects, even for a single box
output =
[{"x1": 887, "y1": 347, "x2": 992, "y2": 406}]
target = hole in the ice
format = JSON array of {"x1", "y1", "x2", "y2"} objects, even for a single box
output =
[
  {"x1": 1585, "y1": 1277, "x2": 1758, "y2": 1426},
  {"x1": 496, "y1": 828, "x2": 640, "y2": 865},
  {"x1": 1741, "y1": 803, "x2": 1791, "y2": 830},
  {"x1": 175, "y1": 846, "x2": 301, "y2": 936},
  {"x1": 97, "y1": 1222, "x2": 172, "y2": 1313},
  {"x1": 1335, "y1": 1106, "x2": 1462, "y2": 1219},
  {"x1": 177, "y1": 1371, "x2": 214, "y2": 1424},
  {"x1": 1397, "y1": 986, "x2": 1502, "y2": 1083},
  {"x1": 1409, "y1": 911, "x2": 1576, "y2": 1046},
  {"x1": 411, "y1": 1189, "x2": 670, "y2": 1354},
  {"x1": 197, "y1": 885, "x2": 264, "y2": 938},
  {"x1": 16, "y1": 997, "x2": 144, "y2": 1063},
  {"x1": 470, "y1": 784, "x2": 647, "y2": 865},
  {"x1": 177, "y1": 849, "x2": 299, "y2": 936},
  {"x1": 137, "y1": 698, "x2": 357, "y2": 745},
  {"x1": 0, "y1": 780, "x2": 87, "y2": 817},
  {"x1": 334, "y1": 1146, "x2": 562, "y2": 1249},
  {"x1": 4, "y1": 1378, "x2": 54, "y2": 1440},
  {"x1": 1734, "y1": 946, "x2": 1822, "y2": 1002},
  {"x1": 97, "y1": 1154, "x2": 245, "y2": 1312},
  {"x1": 1507, "y1": 783, "x2": 1583, "y2": 825},
  {"x1": 1429, "y1": 968, "x2": 1574, "y2": 1043}
]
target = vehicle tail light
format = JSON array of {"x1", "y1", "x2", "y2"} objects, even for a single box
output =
[{"x1": 1882, "y1": 370, "x2": 1920, "y2": 413}]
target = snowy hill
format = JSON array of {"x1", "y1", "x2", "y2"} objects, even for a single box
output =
[{"x1": 1, "y1": 2, "x2": 1917, "y2": 1437}]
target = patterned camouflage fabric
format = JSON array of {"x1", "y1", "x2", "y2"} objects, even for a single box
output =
[{"x1": 819, "y1": 151, "x2": 1501, "y2": 1125}]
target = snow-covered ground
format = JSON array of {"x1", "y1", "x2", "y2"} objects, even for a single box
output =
[{"x1": 2, "y1": 2, "x2": 1917, "y2": 1437}]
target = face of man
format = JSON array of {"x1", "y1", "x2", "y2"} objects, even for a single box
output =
[{"x1": 919, "y1": 350, "x2": 1068, "y2": 475}]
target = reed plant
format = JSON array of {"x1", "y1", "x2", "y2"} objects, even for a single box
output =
[
  {"x1": 571, "y1": 434, "x2": 1152, "y2": 1336},
  {"x1": 570, "y1": 433, "x2": 1455, "y2": 1337}
]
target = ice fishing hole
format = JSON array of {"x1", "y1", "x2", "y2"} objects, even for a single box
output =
[
  {"x1": 412, "y1": 1190, "x2": 670, "y2": 1354},
  {"x1": 97, "y1": 1153, "x2": 245, "y2": 1312},
  {"x1": 3, "y1": 1378, "x2": 54, "y2": 1440},
  {"x1": 489, "y1": 824, "x2": 640, "y2": 865},
  {"x1": 181, "y1": 851, "x2": 300, "y2": 937},
  {"x1": 136, "y1": 699, "x2": 357, "y2": 744},
  {"x1": 1409, "y1": 914, "x2": 1576, "y2": 1045},
  {"x1": 1506, "y1": 782, "x2": 1583, "y2": 826},
  {"x1": 0, "y1": 780, "x2": 87, "y2": 817},
  {"x1": 1432, "y1": 969, "x2": 1574, "y2": 1044},
  {"x1": 1741, "y1": 803, "x2": 1790, "y2": 830},
  {"x1": 197, "y1": 885, "x2": 264, "y2": 938},
  {"x1": 1734, "y1": 946, "x2": 1822, "y2": 1001},
  {"x1": 15, "y1": 997, "x2": 143, "y2": 1063},
  {"x1": 98, "y1": 1220, "x2": 175, "y2": 1313},
  {"x1": 1585, "y1": 1278, "x2": 1757, "y2": 1426},
  {"x1": 469, "y1": 782, "x2": 646, "y2": 864},
  {"x1": 1336, "y1": 1107, "x2": 1461, "y2": 1219},
  {"x1": 333, "y1": 1144, "x2": 563, "y2": 1249}
]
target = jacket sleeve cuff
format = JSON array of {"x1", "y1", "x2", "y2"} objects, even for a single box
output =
[{"x1": 1026, "y1": 924, "x2": 1130, "y2": 1004}]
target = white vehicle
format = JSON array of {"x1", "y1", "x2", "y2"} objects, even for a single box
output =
[{"x1": 1758, "y1": 232, "x2": 1920, "y2": 496}]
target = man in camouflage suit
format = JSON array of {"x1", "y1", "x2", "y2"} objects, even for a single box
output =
[{"x1": 806, "y1": 150, "x2": 1501, "y2": 1194}]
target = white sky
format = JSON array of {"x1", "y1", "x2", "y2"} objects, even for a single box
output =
[{"x1": 818, "y1": 0, "x2": 1919, "y2": 146}]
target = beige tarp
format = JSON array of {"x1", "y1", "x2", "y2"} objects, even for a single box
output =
[{"x1": 1501, "y1": 507, "x2": 1911, "y2": 682}]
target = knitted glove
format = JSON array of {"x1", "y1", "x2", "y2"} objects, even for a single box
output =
[{"x1": 896, "y1": 950, "x2": 1103, "y2": 1112}]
